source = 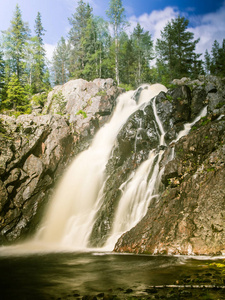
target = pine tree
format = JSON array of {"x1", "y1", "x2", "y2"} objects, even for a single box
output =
[
  {"x1": 106, "y1": 0, "x2": 127, "y2": 85},
  {"x1": 132, "y1": 23, "x2": 154, "y2": 86},
  {"x1": 2, "y1": 4, "x2": 30, "y2": 82},
  {"x1": 156, "y1": 16, "x2": 202, "y2": 82},
  {"x1": 32, "y1": 12, "x2": 48, "y2": 93},
  {"x1": 204, "y1": 49, "x2": 211, "y2": 74},
  {"x1": 68, "y1": 0, "x2": 93, "y2": 78},
  {"x1": 52, "y1": 37, "x2": 70, "y2": 85},
  {"x1": 210, "y1": 39, "x2": 225, "y2": 76},
  {"x1": 119, "y1": 33, "x2": 135, "y2": 87}
]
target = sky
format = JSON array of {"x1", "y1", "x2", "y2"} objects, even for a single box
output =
[{"x1": 0, "y1": 0, "x2": 225, "y2": 61}]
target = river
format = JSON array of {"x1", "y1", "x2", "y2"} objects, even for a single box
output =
[{"x1": 0, "y1": 250, "x2": 224, "y2": 299}]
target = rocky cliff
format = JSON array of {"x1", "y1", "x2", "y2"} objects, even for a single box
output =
[
  {"x1": 113, "y1": 76, "x2": 225, "y2": 255},
  {"x1": 0, "y1": 78, "x2": 123, "y2": 244}
]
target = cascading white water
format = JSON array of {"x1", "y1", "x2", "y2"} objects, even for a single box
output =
[
  {"x1": 103, "y1": 104, "x2": 208, "y2": 250},
  {"x1": 33, "y1": 83, "x2": 167, "y2": 250},
  {"x1": 103, "y1": 96, "x2": 167, "y2": 249}
]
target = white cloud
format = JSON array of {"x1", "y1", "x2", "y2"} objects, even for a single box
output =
[
  {"x1": 44, "y1": 43, "x2": 56, "y2": 62},
  {"x1": 128, "y1": 6, "x2": 179, "y2": 41},
  {"x1": 189, "y1": 2, "x2": 225, "y2": 56},
  {"x1": 128, "y1": 2, "x2": 225, "y2": 59}
]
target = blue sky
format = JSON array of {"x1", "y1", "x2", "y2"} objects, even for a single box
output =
[{"x1": 0, "y1": 0, "x2": 225, "y2": 60}]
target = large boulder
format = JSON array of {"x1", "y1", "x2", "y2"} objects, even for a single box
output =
[{"x1": 43, "y1": 78, "x2": 124, "y2": 154}]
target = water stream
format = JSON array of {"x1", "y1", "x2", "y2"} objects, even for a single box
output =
[{"x1": 31, "y1": 84, "x2": 167, "y2": 251}]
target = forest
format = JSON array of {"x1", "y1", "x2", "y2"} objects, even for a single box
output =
[{"x1": 0, "y1": 0, "x2": 224, "y2": 115}]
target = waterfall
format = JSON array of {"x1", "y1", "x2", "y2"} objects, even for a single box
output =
[{"x1": 33, "y1": 83, "x2": 167, "y2": 250}]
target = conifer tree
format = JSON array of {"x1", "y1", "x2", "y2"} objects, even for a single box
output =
[
  {"x1": 0, "y1": 51, "x2": 6, "y2": 105},
  {"x1": 2, "y1": 4, "x2": 30, "y2": 82},
  {"x1": 52, "y1": 37, "x2": 70, "y2": 85},
  {"x1": 2, "y1": 73, "x2": 29, "y2": 111},
  {"x1": 156, "y1": 16, "x2": 202, "y2": 82},
  {"x1": 68, "y1": 0, "x2": 93, "y2": 77},
  {"x1": 132, "y1": 23, "x2": 153, "y2": 86},
  {"x1": 210, "y1": 39, "x2": 225, "y2": 76},
  {"x1": 204, "y1": 49, "x2": 211, "y2": 74},
  {"x1": 32, "y1": 12, "x2": 49, "y2": 93}
]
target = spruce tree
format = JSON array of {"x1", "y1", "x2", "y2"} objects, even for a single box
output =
[
  {"x1": 32, "y1": 12, "x2": 48, "y2": 93},
  {"x1": 2, "y1": 73, "x2": 29, "y2": 111},
  {"x1": 2, "y1": 4, "x2": 30, "y2": 82},
  {"x1": 210, "y1": 39, "x2": 225, "y2": 76},
  {"x1": 68, "y1": 0, "x2": 93, "y2": 78},
  {"x1": 156, "y1": 16, "x2": 202, "y2": 82},
  {"x1": 52, "y1": 37, "x2": 70, "y2": 85},
  {"x1": 204, "y1": 49, "x2": 211, "y2": 74},
  {"x1": 132, "y1": 23, "x2": 153, "y2": 86}
]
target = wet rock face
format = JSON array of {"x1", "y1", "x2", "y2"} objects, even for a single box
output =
[
  {"x1": 0, "y1": 114, "x2": 73, "y2": 243},
  {"x1": 88, "y1": 83, "x2": 205, "y2": 247},
  {"x1": 114, "y1": 76, "x2": 225, "y2": 256},
  {"x1": 0, "y1": 78, "x2": 123, "y2": 244}
]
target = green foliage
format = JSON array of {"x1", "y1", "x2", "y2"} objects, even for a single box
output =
[
  {"x1": 32, "y1": 92, "x2": 47, "y2": 107},
  {"x1": 52, "y1": 91, "x2": 66, "y2": 112},
  {"x1": 76, "y1": 109, "x2": 87, "y2": 118},
  {"x1": 2, "y1": 4, "x2": 30, "y2": 82},
  {"x1": 118, "y1": 83, "x2": 134, "y2": 91},
  {"x1": 52, "y1": 37, "x2": 70, "y2": 85},
  {"x1": 205, "y1": 39, "x2": 225, "y2": 76},
  {"x1": 31, "y1": 12, "x2": 50, "y2": 93},
  {"x1": 156, "y1": 16, "x2": 203, "y2": 84},
  {"x1": 1, "y1": 73, "x2": 30, "y2": 112},
  {"x1": 106, "y1": 0, "x2": 127, "y2": 84},
  {"x1": 96, "y1": 90, "x2": 107, "y2": 96}
]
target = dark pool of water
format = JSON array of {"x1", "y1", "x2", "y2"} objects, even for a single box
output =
[{"x1": 0, "y1": 251, "x2": 223, "y2": 299}]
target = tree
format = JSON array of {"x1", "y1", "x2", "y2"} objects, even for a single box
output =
[
  {"x1": 2, "y1": 73, "x2": 29, "y2": 111},
  {"x1": 210, "y1": 39, "x2": 225, "y2": 76},
  {"x1": 106, "y1": 0, "x2": 127, "y2": 84},
  {"x1": 119, "y1": 32, "x2": 135, "y2": 86},
  {"x1": 131, "y1": 23, "x2": 154, "y2": 86},
  {"x1": 156, "y1": 16, "x2": 202, "y2": 82},
  {"x1": 68, "y1": 0, "x2": 93, "y2": 77},
  {"x1": 52, "y1": 37, "x2": 70, "y2": 85},
  {"x1": 2, "y1": 4, "x2": 30, "y2": 82},
  {"x1": 32, "y1": 12, "x2": 49, "y2": 93},
  {"x1": 0, "y1": 51, "x2": 6, "y2": 105},
  {"x1": 204, "y1": 49, "x2": 211, "y2": 74}
]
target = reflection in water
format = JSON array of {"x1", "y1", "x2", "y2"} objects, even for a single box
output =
[{"x1": 0, "y1": 252, "x2": 223, "y2": 299}]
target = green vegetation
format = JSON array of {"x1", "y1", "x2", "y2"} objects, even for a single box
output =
[
  {"x1": 76, "y1": 109, "x2": 87, "y2": 118},
  {"x1": 96, "y1": 90, "x2": 107, "y2": 96},
  {"x1": 0, "y1": 5, "x2": 50, "y2": 115},
  {"x1": 205, "y1": 40, "x2": 225, "y2": 76},
  {"x1": 0, "y1": 1, "x2": 224, "y2": 116},
  {"x1": 52, "y1": 91, "x2": 66, "y2": 112}
]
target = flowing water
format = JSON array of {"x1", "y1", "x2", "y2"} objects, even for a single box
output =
[
  {"x1": 31, "y1": 83, "x2": 168, "y2": 252},
  {"x1": 0, "y1": 251, "x2": 224, "y2": 300},
  {"x1": 1, "y1": 85, "x2": 220, "y2": 300}
]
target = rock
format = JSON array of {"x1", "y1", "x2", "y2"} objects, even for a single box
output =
[
  {"x1": 114, "y1": 115, "x2": 225, "y2": 255},
  {"x1": 0, "y1": 78, "x2": 124, "y2": 244},
  {"x1": 43, "y1": 78, "x2": 124, "y2": 153},
  {"x1": 0, "y1": 113, "x2": 73, "y2": 243}
]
